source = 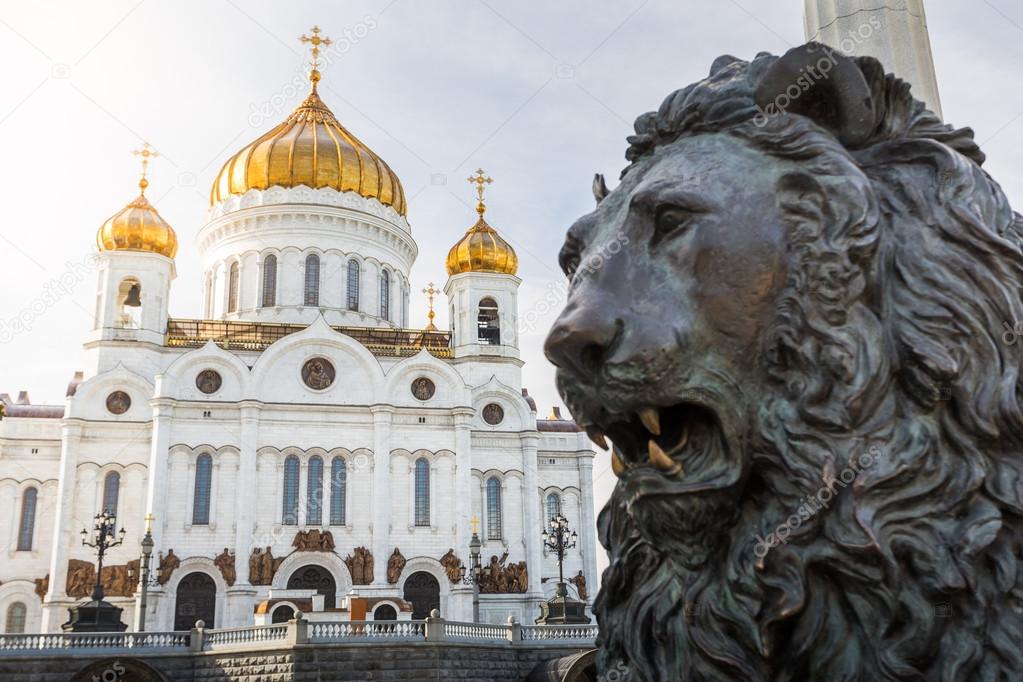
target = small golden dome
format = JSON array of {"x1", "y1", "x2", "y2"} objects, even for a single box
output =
[
  {"x1": 447, "y1": 169, "x2": 517, "y2": 276},
  {"x1": 96, "y1": 181, "x2": 178, "y2": 259},
  {"x1": 210, "y1": 87, "x2": 407, "y2": 214}
]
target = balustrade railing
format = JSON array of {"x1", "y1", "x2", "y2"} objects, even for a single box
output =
[
  {"x1": 202, "y1": 623, "x2": 288, "y2": 649},
  {"x1": 521, "y1": 624, "x2": 599, "y2": 642},
  {"x1": 309, "y1": 620, "x2": 426, "y2": 642},
  {"x1": 0, "y1": 631, "x2": 189, "y2": 654}
]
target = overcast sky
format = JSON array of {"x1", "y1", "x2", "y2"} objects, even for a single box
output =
[{"x1": 3, "y1": 0, "x2": 1023, "y2": 571}]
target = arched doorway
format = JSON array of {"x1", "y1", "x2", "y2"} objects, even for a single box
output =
[
  {"x1": 374, "y1": 604, "x2": 397, "y2": 620},
  {"x1": 271, "y1": 604, "x2": 295, "y2": 623},
  {"x1": 403, "y1": 571, "x2": 440, "y2": 620},
  {"x1": 72, "y1": 658, "x2": 166, "y2": 682},
  {"x1": 174, "y1": 572, "x2": 216, "y2": 630},
  {"x1": 287, "y1": 565, "x2": 337, "y2": 609}
]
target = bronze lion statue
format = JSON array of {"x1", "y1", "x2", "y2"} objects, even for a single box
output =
[{"x1": 545, "y1": 43, "x2": 1023, "y2": 681}]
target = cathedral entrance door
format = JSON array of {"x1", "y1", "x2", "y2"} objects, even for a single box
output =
[
  {"x1": 287, "y1": 565, "x2": 337, "y2": 609},
  {"x1": 403, "y1": 571, "x2": 440, "y2": 619},
  {"x1": 174, "y1": 572, "x2": 216, "y2": 630}
]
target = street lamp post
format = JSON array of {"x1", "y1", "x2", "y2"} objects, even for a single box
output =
[
  {"x1": 458, "y1": 516, "x2": 483, "y2": 623},
  {"x1": 80, "y1": 510, "x2": 126, "y2": 602},
  {"x1": 535, "y1": 514, "x2": 589, "y2": 625},
  {"x1": 62, "y1": 511, "x2": 129, "y2": 632},
  {"x1": 128, "y1": 513, "x2": 163, "y2": 632}
]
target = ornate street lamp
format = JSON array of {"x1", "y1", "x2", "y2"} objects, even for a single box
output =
[
  {"x1": 458, "y1": 517, "x2": 483, "y2": 623},
  {"x1": 536, "y1": 514, "x2": 590, "y2": 625},
  {"x1": 127, "y1": 514, "x2": 163, "y2": 631},
  {"x1": 62, "y1": 511, "x2": 129, "y2": 632}
]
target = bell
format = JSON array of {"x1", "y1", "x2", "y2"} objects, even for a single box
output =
[{"x1": 124, "y1": 284, "x2": 142, "y2": 307}]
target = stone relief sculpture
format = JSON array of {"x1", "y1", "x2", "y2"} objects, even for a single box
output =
[
  {"x1": 157, "y1": 549, "x2": 180, "y2": 586},
  {"x1": 34, "y1": 574, "x2": 48, "y2": 601},
  {"x1": 570, "y1": 570, "x2": 588, "y2": 602},
  {"x1": 438, "y1": 549, "x2": 463, "y2": 584},
  {"x1": 386, "y1": 548, "x2": 406, "y2": 584},
  {"x1": 476, "y1": 553, "x2": 528, "y2": 594},
  {"x1": 65, "y1": 558, "x2": 140, "y2": 598},
  {"x1": 213, "y1": 548, "x2": 236, "y2": 587},
  {"x1": 544, "y1": 42, "x2": 1023, "y2": 681},
  {"x1": 344, "y1": 546, "x2": 374, "y2": 585},
  {"x1": 248, "y1": 546, "x2": 285, "y2": 586},
  {"x1": 292, "y1": 529, "x2": 336, "y2": 552},
  {"x1": 66, "y1": 559, "x2": 95, "y2": 598}
]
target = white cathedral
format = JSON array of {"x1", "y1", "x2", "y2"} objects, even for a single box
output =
[{"x1": 0, "y1": 31, "x2": 597, "y2": 634}]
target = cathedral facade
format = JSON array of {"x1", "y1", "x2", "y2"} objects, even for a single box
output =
[{"x1": 0, "y1": 38, "x2": 597, "y2": 633}]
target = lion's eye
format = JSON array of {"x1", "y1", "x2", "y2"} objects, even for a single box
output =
[{"x1": 653, "y1": 206, "x2": 696, "y2": 246}]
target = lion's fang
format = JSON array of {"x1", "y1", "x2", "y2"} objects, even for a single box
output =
[
  {"x1": 586, "y1": 427, "x2": 609, "y2": 450},
  {"x1": 648, "y1": 439, "x2": 684, "y2": 476},
  {"x1": 611, "y1": 449, "x2": 627, "y2": 477},
  {"x1": 638, "y1": 408, "x2": 661, "y2": 436}
]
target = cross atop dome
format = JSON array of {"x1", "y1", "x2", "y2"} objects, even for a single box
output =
[
  {"x1": 132, "y1": 142, "x2": 159, "y2": 194},
  {"x1": 467, "y1": 168, "x2": 493, "y2": 217},
  {"x1": 422, "y1": 282, "x2": 440, "y2": 331},
  {"x1": 299, "y1": 25, "x2": 333, "y2": 87}
]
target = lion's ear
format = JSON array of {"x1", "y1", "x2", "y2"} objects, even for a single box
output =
[{"x1": 753, "y1": 42, "x2": 876, "y2": 147}]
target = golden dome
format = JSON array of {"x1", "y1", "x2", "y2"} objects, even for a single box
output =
[
  {"x1": 447, "y1": 169, "x2": 517, "y2": 276},
  {"x1": 96, "y1": 178, "x2": 178, "y2": 259},
  {"x1": 210, "y1": 86, "x2": 407, "y2": 214}
]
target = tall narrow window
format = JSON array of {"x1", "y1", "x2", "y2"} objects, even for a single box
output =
[
  {"x1": 414, "y1": 458, "x2": 430, "y2": 527},
  {"x1": 486, "y1": 478, "x2": 503, "y2": 540},
  {"x1": 102, "y1": 472, "x2": 120, "y2": 517},
  {"x1": 347, "y1": 259, "x2": 360, "y2": 311},
  {"x1": 5, "y1": 603, "x2": 26, "y2": 634},
  {"x1": 307, "y1": 456, "x2": 323, "y2": 526},
  {"x1": 546, "y1": 493, "x2": 562, "y2": 523},
  {"x1": 330, "y1": 457, "x2": 347, "y2": 525},
  {"x1": 283, "y1": 455, "x2": 300, "y2": 525},
  {"x1": 478, "y1": 297, "x2": 500, "y2": 345},
  {"x1": 380, "y1": 270, "x2": 391, "y2": 320},
  {"x1": 227, "y1": 262, "x2": 240, "y2": 313},
  {"x1": 204, "y1": 275, "x2": 213, "y2": 317},
  {"x1": 261, "y1": 255, "x2": 277, "y2": 307},
  {"x1": 192, "y1": 454, "x2": 213, "y2": 525},
  {"x1": 304, "y1": 254, "x2": 320, "y2": 306},
  {"x1": 16, "y1": 488, "x2": 37, "y2": 551}
]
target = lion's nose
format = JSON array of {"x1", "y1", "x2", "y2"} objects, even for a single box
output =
[{"x1": 544, "y1": 300, "x2": 620, "y2": 377}]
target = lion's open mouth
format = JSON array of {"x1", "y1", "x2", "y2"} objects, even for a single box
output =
[{"x1": 591, "y1": 402, "x2": 726, "y2": 484}]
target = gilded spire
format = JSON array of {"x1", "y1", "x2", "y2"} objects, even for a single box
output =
[
  {"x1": 299, "y1": 25, "x2": 333, "y2": 89},
  {"x1": 132, "y1": 142, "x2": 158, "y2": 194},
  {"x1": 422, "y1": 282, "x2": 440, "y2": 331},
  {"x1": 467, "y1": 168, "x2": 493, "y2": 217}
]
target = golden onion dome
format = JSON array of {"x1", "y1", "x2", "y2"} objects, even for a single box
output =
[
  {"x1": 96, "y1": 176, "x2": 178, "y2": 259},
  {"x1": 446, "y1": 169, "x2": 517, "y2": 276},
  {"x1": 210, "y1": 85, "x2": 407, "y2": 215}
]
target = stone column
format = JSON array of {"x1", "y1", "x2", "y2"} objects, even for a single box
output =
[
  {"x1": 520, "y1": 434, "x2": 543, "y2": 596},
  {"x1": 804, "y1": 0, "x2": 942, "y2": 117},
  {"x1": 40, "y1": 419, "x2": 83, "y2": 631},
  {"x1": 453, "y1": 409, "x2": 474, "y2": 554},
  {"x1": 226, "y1": 401, "x2": 261, "y2": 626},
  {"x1": 577, "y1": 451, "x2": 598, "y2": 605},
  {"x1": 370, "y1": 406, "x2": 394, "y2": 586},
  {"x1": 145, "y1": 399, "x2": 174, "y2": 552}
]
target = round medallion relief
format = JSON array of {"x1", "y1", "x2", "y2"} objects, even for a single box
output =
[
  {"x1": 482, "y1": 403, "x2": 505, "y2": 425},
  {"x1": 410, "y1": 376, "x2": 436, "y2": 401},
  {"x1": 302, "y1": 357, "x2": 336, "y2": 390},
  {"x1": 195, "y1": 369, "x2": 223, "y2": 395},
  {"x1": 105, "y1": 391, "x2": 131, "y2": 415}
]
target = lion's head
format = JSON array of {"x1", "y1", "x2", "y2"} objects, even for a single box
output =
[{"x1": 544, "y1": 43, "x2": 1023, "y2": 681}]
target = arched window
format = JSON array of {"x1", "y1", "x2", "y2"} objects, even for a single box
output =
[
  {"x1": 227, "y1": 262, "x2": 240, "y2": 313},
  {"x1": 546, "y1": 493, "x2": 562, "y2": 523},
  {"x1": 283, "y1": 455, "x2": 300, "y2": 525},
  {"x1": 192, "y1": 454, "x2": 213, "y2": 525},
  {"x1": 261, "y1": 255, "x2": 277, "y2": 307},
  {"x1": 486, "y1": 478, "x2": 503, "y2": 540},
  {"x1": 346, "y1": 259, "x2": 360, "y2": 311},
  {"x1": 102, "y1": 472, "x2": 120, "y2": 517},
  {"x1": 5, "y1": 603, "x2": 26, "y2": 634},
  {"x1": 380, "y1": 269, "x2": 391, "y2": 320},
  {"x1": 307, "y1": 456, "x2": 323, "y2": 526},
  {"x1": 478, "y1": 297, "x2": 500, "y2": 345},
  {"x1": 16, "y1": 488, "x2": 37, "y2": 551},
  {"x1": 304, "y1": 254, "x2": 320, "y2": 306},
  {"x1": 117, "y1": 278, "x2": 142, "y2": 328},
  {"x1": 414, "y1": 458, "x2": 430, "y2": 527},
  {"x1": 330, "y1": 457, "x2": 347, "y2": 525}
]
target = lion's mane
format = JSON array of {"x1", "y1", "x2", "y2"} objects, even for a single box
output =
[{"x1": 597, "y1": 48, "x2": 1023, "y2": 680}]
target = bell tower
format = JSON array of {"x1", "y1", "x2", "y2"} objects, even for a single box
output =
[{"x1": 443, "y1": 169, "x2": 520, "y2": 360}]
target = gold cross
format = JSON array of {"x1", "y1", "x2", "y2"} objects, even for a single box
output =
[
  {"x1": 467, "y1": 168, "x2": 493, "y2": 216},
  {"x1": 299, "y1": 26, "x2": 333, "y2": 85},
  {"x1": 470, "y1": 516, "x2": 480, "y2": 535},
  {"x1": 422, "y1": 282, "x2": 439, "y2": 330},
  {"x1": 132, "y1": 143, "x2": 158, "y2": 194},
  {"x1": 144, "y1": 512, "x2": 155, "y2": 533}
]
